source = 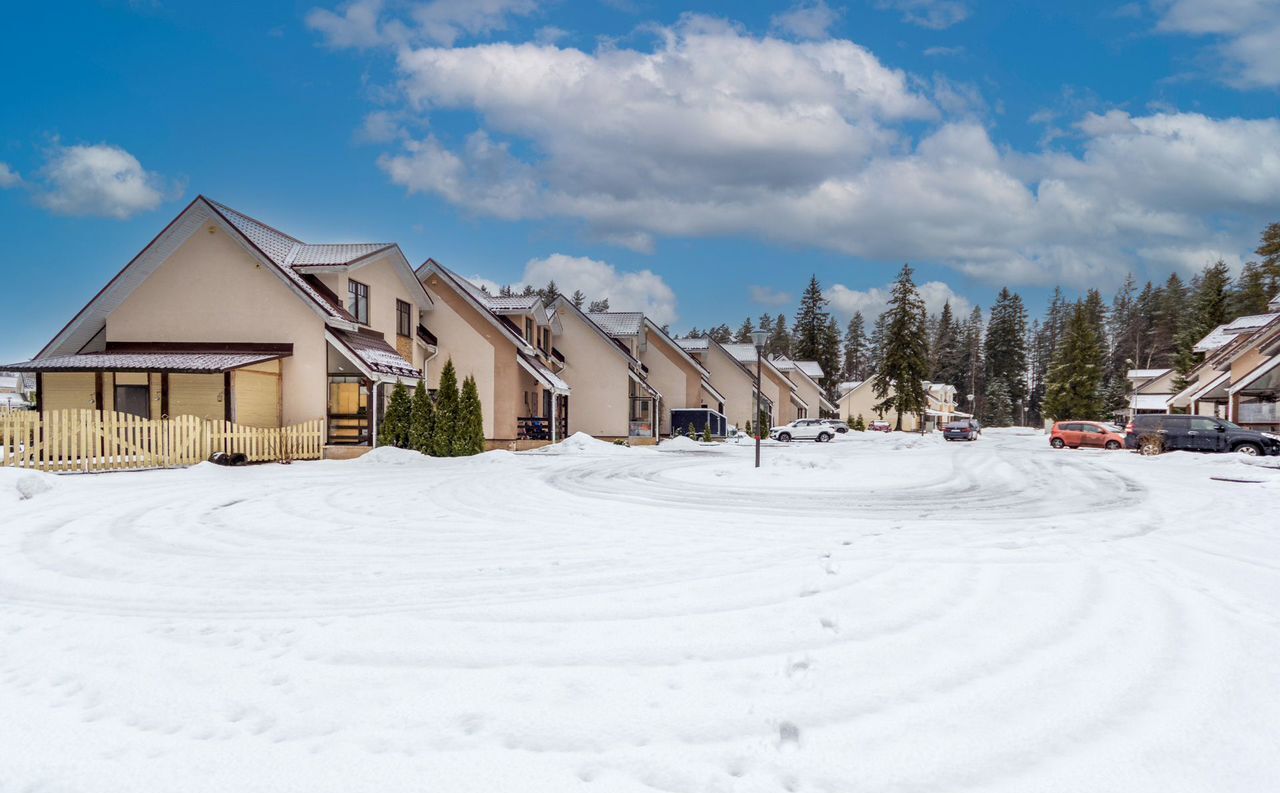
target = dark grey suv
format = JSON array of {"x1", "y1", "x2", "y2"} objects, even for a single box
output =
[{"x1": 1124, "y1": 414, "x2": 1280, "y2": 456}]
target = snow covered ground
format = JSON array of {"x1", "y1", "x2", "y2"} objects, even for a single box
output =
[{"x1": 2, "y1": 429, "x2": 1279, "y2": 792}]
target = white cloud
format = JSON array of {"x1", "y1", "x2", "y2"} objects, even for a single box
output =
[
  {"x1": 749, "y1": 285, "x2": 794, "y2": 307},
  {"x1": 770, "y1": 1, "x2": 841, "y2": 40},
  {"x1": 1154, "y1": 0, "x2": 1280, "y2": 87},
  {"x1": 328, "y1": 9, "x2": 1280, "y2": 288},
  {"x1": 522, "y1": 254, "x2": 678, "y2": 325},
  {"x1": 828, "y1": 280, "x2": 972, "y2": 320},
  {"x1": 0, "y1": 162, "x2": 20, "y2": 188},
  {"x1": 356, "y1": 110, "x2": 406, "y2": 143},
  {"x1": 307, "y1": 0, "x2": 539, "y2": 48},
  {"x1": 874, "y1": 0, "x2": 970, "y2": 30},
  {"x1": 923, "y1": 45, "x2": 964, "y2": 57},
  {"x1": 35, "y1": 143, "x2": 172, "y2": 219}
]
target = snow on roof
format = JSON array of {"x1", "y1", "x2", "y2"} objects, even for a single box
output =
[
  {"x1": 795, "y1": 360, "x2": 824, "y2": 379},
  {"x1": 0, "y1": 372, "x2": 21, "y2": 389},
  {"x1": 1127, "y1": 368, "x2": 1171, "y2": 380},
  {"x1": 329, "y1": 328, "x2": 419, "y2": 378},
  {"x1": 588, "y1": 312, "x2": 645, "y2": 336},
  {"x1": 1193, "y1": 313, "x2": 1280, "y2": 354},
  {"x1": 721, "y1": 343, "x2": 764, "y2": 363},
  {"x1": 1131, "y1": 394, "x2": 1172, "y2": 411},
  {"x1": 837, "y1": 380, "x2": 862, "y2": 395},
  {"x1": 518, "y1": 352, "x2": 570, "y2": 393},
  {"x1": 1226, "y1": 312, "x2": 1278, "y2": 331},
  {"x1": 676, "y1": 337, "x2": 710, "y2": 351},
  {"x1": 0, "y1": 351, "x2": 285, "y2": 373}
]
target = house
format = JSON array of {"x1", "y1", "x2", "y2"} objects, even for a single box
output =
[
  {"x1": 552, "y1": 297, "x2": 661, "y2": 442},
  {"x1": 772, "y1": 357, "x2": 837, "y2": 420},
  {"x1": 676, "y1": 336, "x2": 774, "y2": 432},
  {"x1": 1123, "y1": 368, "x2": 1177, "y2": 421},
  {"x1": 1167, "y1": 307, "x2": 1280, "y2": 431},
  {"x1": 720, "y1": 344, "x2": 800, "y2": 425},
  {"x1": 0, "y1": 197, "x2": 430, "y2": 456},
  {"x1": 0, "y1": 372, "x2": 29, "y2": 409},
  {"x1": 837, "y1": 378, "x2": 961, "y2": 431},
  {"x1": 415, "y1": 261, "x2": 570, "y2": 447},
  {"x1": 588, "y1": 312, "x2": 726, "y2": 436}
]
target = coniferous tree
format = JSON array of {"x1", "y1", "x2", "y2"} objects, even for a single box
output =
[
  {"x1": 1257, "y1": 222, "x2": 1280, "y2": 296},
  {"x1": 842, "y1": 311, "x2": 869, "y2": 381},
  {"x1": 958, "y1": 305, "x2": 985, "y2": 416},
  {"x1": 409, "y1": 379, "x2": 435, "y2": 454},
  {"x1": 1174, "y1": 260, "x2": 1233, "y2": 387},
  {"x1": 431, "y1": 359, "x2": 460, "y2": 457},
  {"x1": 1231, "y1": 261, "x2": 1272, "y2": 316},
  {"x1": 708, "y1": 324, "x2": 734, "y2": 343},
  {"x1": 872, "y1": 264, "x2": 930, "y2": 431},
  {"x1": 587, "y1": 297, "x2": 610, "y2": 313},
  {"x1": 520, "y1": 284, "x2": 536, "y2": 297},
  {"x1": 769, "y1": 315, "x2": 792, "y2": 357},
  {"x1": 571, "y1": 290, "x2": 587, "y2": 309},
  {"x1": 379, "y1": 381, "x2": 412, "y2": 448},
  {"x1": 818, "y1": 315, "x2": 842, "y2": 400},
  {"x1": 792, "y1": 275, "x2": 829, "y2": 362},
  {"x1": 868, "y1": 310, "x2": 890, "y2": 373},
  {"x1": 458, "y1": 375, "x2": 486, "y2": 455},
  {"x1": 983, "y1": 379, "x2": 1013, "y2": 427},
  {"x1": 499, "y1": 284, "x2": 514, "y2": 297},
  {"x1": 983, "y1": 288, "x2": 1028, "y2": 423},
  {"x1": 756, "y1": 313, "x2": 775, "y2": 344},
  {"x1": 930, "y1": 302, "x2": 964, "y2": 387},
  {"x1": 538, "y1": 280, "x2": 561, "y2": 307},
  {"x1": 1151, "y1": 272, "x2": 1188, "y2": 368},
  {"x1": 1042, "y1": 301, "x2": 1107, "y2": 421},
  {"x1": 734, "y1": 317, "x2": 755, "y2": 343}
]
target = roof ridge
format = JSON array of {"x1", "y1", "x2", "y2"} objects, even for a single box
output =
[{"x1": 205, "y1": 197, "x2": 304, "y2": 245}]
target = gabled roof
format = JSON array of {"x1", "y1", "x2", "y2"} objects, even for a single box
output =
[
  {"x1": 36, "y1": 196, "x2": 430, "y2": 360},
  {"x1": 1126, "y1": 368, "x2": 1170, "y2": 381},
  {"x1": 588, "y1": 312, "x2": 645, "y2": 336},
  {"x1": 326, "y1": 328, "x2": 419, "y2": 380},
  {"x1": 1, "y1": 350, "x2": 287, "y2": 374},
  {"x1": 552, "y1": 296, "x2": 646, "y2": 372},
  {"x1": 1192, "y1": 313, "x2": 1278, "y2": 354},
  {"x1": 416, "y1": 260, "x2": 536, "y2": 355},
  {"x1": 721, "y1": 344, "x2": 796, "y2": 391}
]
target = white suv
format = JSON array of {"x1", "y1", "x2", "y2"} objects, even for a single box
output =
[{"x1": 769, "y1": 419, "x2": 835, "y2": 443}]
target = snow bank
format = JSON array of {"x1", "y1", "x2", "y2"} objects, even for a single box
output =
[
  {"x1": 532, "y1": 432, "x2": 636, "y2": 455},
  {"x1": 657, "y1": 435, "x2": 714, "y2": 451},
  {"x1": 352, "y1": 446, "x2": 439, "y2": 466}
]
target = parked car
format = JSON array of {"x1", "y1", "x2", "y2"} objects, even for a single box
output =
[
  {"x1": 1050, "y1": 421, "x2": 1126, "y2": 450},
  {"x1": 1124, "y1": 414, "x2": 1280, "y2": 456},
  {"x1": 943, "y1": 420, "x2": 981, "y2": 441},
  {"x1": 819, "y1": 419, "x2": 850, "y2": 434},
  {"x1": 769, "y1": 419, "x2": 835, "y2": 442},
  {"x1": 868, "y1": 420, "x2": 892, "y2": 432}
]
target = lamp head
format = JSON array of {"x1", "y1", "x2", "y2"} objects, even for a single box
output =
[{"x1": 750, "y1": 330, "x2": 769, "y2": 350}]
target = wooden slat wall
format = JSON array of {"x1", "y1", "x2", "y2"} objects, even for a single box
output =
[{"x1": 0, "y1": 409, "x2": 323, "y2": 473}]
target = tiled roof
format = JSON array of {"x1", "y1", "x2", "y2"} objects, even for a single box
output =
[
  {"x1": 291, "y1": 243, "x2": 393, "y2": 267},
  {"x1": 329, "y1": 328, "x2": 419, "y2": 378},
  {"x1": 676, "y1": 337, "x2": 709, "y2": 351},
  {"x1": 721, "y1": 343, "x2": 762, "y2": 363},
  {"x1": 0, "y1": 351, "x2": 284, "y2": 373},
  {"x1": 795, "y1": 360, "x2": 824, "y2": 379},
  {"x1": 588, "y1": 311, "x2": 645, "y2": 336},
  {"x1": 209, "y1": 200, "x2": 300, "y2": 265},
  {"x1": 518, "y1": 352, "x2": 570, "y2": 392},
  {"x1": 1193, "y1": 312, "x2": 1280, "y2": 354},
  {"x1": 1127, "y1": 368, "x2": 1171, "y2": 380}
]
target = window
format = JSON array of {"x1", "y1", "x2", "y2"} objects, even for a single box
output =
[
  {"x1": 1189, "y1": 417, "x2": 1220, "y2": 432},
  {"x1": 525, "y1": 317, "x2": 534, "y2": 342},
  {"x1": 396, "y1": 300, "x2": 411, "y2": 337},
  {"x1": 347, "y1": 280, "x2": 369, "y2": 324}
]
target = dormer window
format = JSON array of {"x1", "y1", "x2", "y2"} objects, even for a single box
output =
[{"x1": 348, "y1": 280, "x2": 369, "y2": 325}]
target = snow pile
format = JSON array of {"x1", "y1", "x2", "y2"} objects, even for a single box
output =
[
  {"x1": 658, "y1": 435, "x2": 703, "y2": 450},
  {"x1": 0, "y1": 468, "x2": 54, "y2": 504},
  {"x1": 534, "y1": 432, "x2": 635, "y2": 455},
  {"x1": 352, "y1": 446, "x2": 438, "y2": 466}
]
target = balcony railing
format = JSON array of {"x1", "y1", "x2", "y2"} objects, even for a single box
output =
[{"x1": 517, "y1": 415, "x2": 568, "y2": 441}]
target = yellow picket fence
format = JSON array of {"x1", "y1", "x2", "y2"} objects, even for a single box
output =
[{"x1": 0, "y1": 409, "x2": 323, "y2": 473}]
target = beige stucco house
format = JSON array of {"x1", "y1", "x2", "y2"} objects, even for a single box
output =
[
  {"x1": 3, "y1": 197, "x2": 430, "y2": 454},
  {"x1": 838, "y1": 378, "x2": 960, "y2": 431},
  {"x1": 676, "y1": 337, "x2": 778, "y2": 432},
  {"x1": 721, "y1": 344, "x2": 798, "y2": 425},
  {"x1": 1168, "y1": 303, "x2": 1280, "y2": 431},
  {"x1": 772, "y1": 356, "x2": 837, "y2": 420},
  {"x1": 415, "y1": 261, "x2": 570, "y2": 446},
  {"x1": 587, "y1": 312, "x2": 725, "y2": 436},
  {"x1": 552, "y1": 298, "x2": 660, "y2": 442}
]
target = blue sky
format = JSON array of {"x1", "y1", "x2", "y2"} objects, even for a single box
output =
[{"x1": 2, "y1": 0, "x2": 1279, "y2": 362}]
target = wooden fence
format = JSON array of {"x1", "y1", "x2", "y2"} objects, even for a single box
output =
[{"x1": 0, "y1": 409, "x2": 323, "y2": 473}]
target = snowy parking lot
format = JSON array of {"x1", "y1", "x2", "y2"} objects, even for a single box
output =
[{"x1": 2, "y1": 429, "x2": 1279, "y2": 792}]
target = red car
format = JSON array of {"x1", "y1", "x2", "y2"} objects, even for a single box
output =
[
  {"x1": 1049, "y1": 421, "x2": 1125, "y2": 450},
  {"x1": 869, "y1": 420, "x2": 892, "y2": 432}
]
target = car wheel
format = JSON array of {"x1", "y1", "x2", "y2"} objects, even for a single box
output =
[
  {"x1": 777, "y1": 432, "x2": 792, "y2": 442},
  {"x1": 817, "y1": 432, "x2": 831, "y2": 443},
  {"x1": 1050, "y1": 438, "x2": 1065, "y2": 449},
  {"x1": 1105, "y1": 440, "x2": 1121, "y2": 450},
  {"x1": 1235, "y1": 443, "x2": 1262, "y2": 456}
]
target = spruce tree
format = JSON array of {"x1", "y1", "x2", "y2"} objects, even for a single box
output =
[
  {"x1": 792, "y1": 275, "x2": 829, "y2": 362},
  {"x1": 571, "y1": 290, "x2": 587, "y2": 309},
  {"x1": 1042, "y1": 302, "x2": 1106, "y2": 421},
  {"x1": 409, "y1": 379, "x2": 435, "y2": 454},
  {"x1": 538, "y1": 280, "x2": 561, "y2": 307},
  {"x1": 458, "y1": 375, "x2": 486, "y2": 455},
  {"x1": 930, "y1": 302, "x2": 964, "y2": 387},
  {"x1": 431, "y1": 359, "x2": 460, "y2": 457},
  {"x1": 818, "y1": 315, "x2": 842, "y2": 400},
  {"x1": 868, "y1": 310, "x2": 890, "y2": 373},
  {"x1": 379, "y1": 381, "x2": 412, "y2": 448},
  {"x1": 1174, "y1": 260, "x2": 1233, "y2": 388},
  {"x1": 587, "y1": 298, "x2": 610, "y2": 313},
  {"x1": 958, "y1": 305, "x2": 985, "y2": 416},
  {"x1": 1231, "y1": 261, "x2": 1272, "y2": 316},
  {"x1": 757, "y1": 313, "x2": 775, "y2": 341},
  {"x1": 769, "y1": 315, "x2": 792, "y2": 357},
  {"x1": 983, "y1": 288, "x2": 1028, "y2": 423},
  {"x1": 983, "y1": 379, "x2": 1013, "y2": 426},
  {"x1": 1152, "y1": 272, "x2": 1188, "y2": 368},
  {"x1": 1257, "y1": 222, "x2": 1280, "y2": 296},
  {"x1": 842, "y1": 312, "x2": 869, "y2": 381},
  {"x1": 708, "y1": 324, "x2": 734, "y2": 343},
  {"x1": 734, "y1": 317, "x2": 755, "y2": 344},
  {"x1": 872, "y1": 264, "x2": 930, "y2": 430}
]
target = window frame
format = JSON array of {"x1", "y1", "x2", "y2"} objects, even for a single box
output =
[
  {"x1": 348, "y1": 279, "x2": 370, "y2": 325},
  {"x1": 396, "y1": 299, "x2": 412, "y2": 338}
]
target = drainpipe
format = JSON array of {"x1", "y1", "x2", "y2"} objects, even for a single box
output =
[
  {"x1": 371, "y1": 380, "x2": 382, "y2": 447},
  {"x1": 551, "y1": 389, "x2": 558, "y2": 443}
]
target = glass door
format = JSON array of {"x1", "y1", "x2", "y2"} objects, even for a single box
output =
[{"x1": 327, "y1": 376, "x2": 370, "y2": 445}]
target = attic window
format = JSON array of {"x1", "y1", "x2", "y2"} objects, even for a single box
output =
[{"x1": 348, "y1": 280, "x2": 369, "y2": 325}]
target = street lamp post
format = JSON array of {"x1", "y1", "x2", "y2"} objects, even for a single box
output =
[{"x1": 751, "y1": 330, "x2": 769, "y2": 469}]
